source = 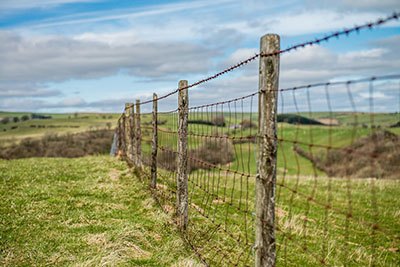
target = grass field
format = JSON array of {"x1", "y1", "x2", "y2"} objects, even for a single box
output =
[
  {"x1": 152, "y1": 164, "x2": 400, "y2": 266},
  {"x1": 1, "y1": 111, "x2": 399, "y2": 266},
  {"x1": 0, "y1": 112, "x2": 119, "y2": 145},
  {"x1": 0, "y1": 156, "x2": 199, "y2": 266}
]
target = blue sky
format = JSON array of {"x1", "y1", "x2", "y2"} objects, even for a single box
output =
[{"x1": 0, "y1": 0, "x2": 399, "y2": 113}]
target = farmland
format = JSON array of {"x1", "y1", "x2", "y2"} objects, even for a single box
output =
[{"x1": 0, "y1": 112, "x2": 119, "y2": 146}]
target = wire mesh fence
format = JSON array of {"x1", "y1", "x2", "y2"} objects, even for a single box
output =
[
  {"x1": 113, "y1": 12, "x2": 400, "y2": 267},
  {"x1": 274, "y1": 76, "x2": 400, "y2": 266}
]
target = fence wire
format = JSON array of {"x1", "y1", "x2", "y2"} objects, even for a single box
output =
[
  {"x1": 274, "y1": 76, "x2": 400, "y2": 266},
  {"x1": 116, "y1": 74, "x2": 400, "y2": 266}
]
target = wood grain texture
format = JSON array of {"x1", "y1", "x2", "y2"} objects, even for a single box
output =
[
  {"x1": 151, "y1": 94, "x2": 158, "y2": 189},
  {"x1": 256, "y1": 33, "x2": 280, "y2": 267},
  {"x1": 125, "y1": 103, "x2": 134, "y2": 163},
  {"x1": 135, "y1": 99, "x2": 142, "y2": 168},
  {"x1": 176, "y1": 80, "x2": 189, "y2": 230}
]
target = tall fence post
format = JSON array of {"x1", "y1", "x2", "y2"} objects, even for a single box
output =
[
  {"x1": 255, "y1": 33, "x2": 280, "y2": 267},
  {"x1": 125, "y1": 103, "x2": 134, "y2": 163},
  {"x1": 151, "y1": 93, "x2": 158, "y2": 189},
  {"x1": 177, "y1": 80, "x2": 189, "y2": 230},
  {"x1": 135, "y1": 99, "x2": 142, "y2": 168}
]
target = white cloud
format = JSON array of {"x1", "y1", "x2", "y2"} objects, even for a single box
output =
[
  {"x1": 0, "y1": 31, "x2": 217, "y2": 83},
  {"x1": 359, "y1": 92, "x2": 389, "y2": 99},
  {"x1": 59, "y1": 97, "x2": 86, "y2": 106},
  {"x1": 224, "y1": 48, "x2": 258, "y2": 66},
  {"x1": 0, "y1": 83, "x2": 62, "y2": 98}
]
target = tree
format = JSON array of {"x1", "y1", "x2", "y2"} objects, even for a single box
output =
[{"x1": 13, "y1": 117, "x2": 20, "y2": 123}]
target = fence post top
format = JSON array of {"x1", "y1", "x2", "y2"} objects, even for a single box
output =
[
  {"x1": 179, "y1": 80, "x2": 188, "y2": 88},
  {"x1": 260, "y1": 33, "x2": 280, "y2": 40}
]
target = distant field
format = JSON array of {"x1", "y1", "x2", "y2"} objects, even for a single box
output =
[
  {"x1": 1, "y1": 111, "x2": 398, "y2": 145},
  {"x1": 0, "y1": 112, "x2": 119, "y2": 145},
  {"x1": 298, "y1": 112, "x2": 400, "y2": 129}
]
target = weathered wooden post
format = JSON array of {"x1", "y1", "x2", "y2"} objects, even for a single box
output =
[
  {"x1": 176, "y1": 80, "x2": 189, "y2": 230},
  {"x1": 135, "y1": 99, "x2": 142, "y2": 168},
  {"x1": 255, "y1": 34, "x2": 280, "y2": 267},
  {"x1": 151, "y1": 93, "x2": 158, "y2": 189},
  {"x1": 125, "y1": 103, "x2": 134, "y2": 163},
  {"x1": 119, "y1": 115, "x2": 126, "y2": 159},
  {"x1": 116, "y1": 118, "x2": 122, "y2": 156}
]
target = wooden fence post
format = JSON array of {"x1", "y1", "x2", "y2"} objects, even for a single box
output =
[
  {"x1": 177, "y1": 80, "x2": 189, "y2": 230},
  {"x1": 135, "y1": 99, "x2": 142, "y2": 168},
  {"x1": 116, "y1": 118, "x2": 122, "y2": 156},
  {"x1": 119, "y1": 116, "x2": 126, "y2": 159},
  {"x1": 255, "y1": 33, "x2": 280, "y2": 267},
  {"x1": 125, "y1": 103, "x2": 134, "y2": 163},
  {"x1": 151, "y1": 93, "x2": 158, "y2": 189}
]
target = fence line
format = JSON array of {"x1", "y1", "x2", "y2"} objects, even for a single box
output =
[{"x1": 114, "y1": 12, "x2": 400, "y2": 267}]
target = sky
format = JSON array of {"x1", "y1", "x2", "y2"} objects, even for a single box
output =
[{"x1": 0, "y1": 0, "x2": 399, "y2": 113}]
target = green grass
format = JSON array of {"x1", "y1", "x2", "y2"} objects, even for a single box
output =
[
  {"x1": 0, "y1": 156, "x2": 200, "y2": 266},
  {"x1": 1, "y1": 111, "x2": 399, "y2": 266}
]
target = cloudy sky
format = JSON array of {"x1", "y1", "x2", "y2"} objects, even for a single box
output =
[{"x1": 0, "y1": 0, "x2": 399, "y2": 113}]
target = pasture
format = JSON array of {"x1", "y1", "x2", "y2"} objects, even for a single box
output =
[{"x1": 1, "y1": 111, "x2": 399, "y2": 266}]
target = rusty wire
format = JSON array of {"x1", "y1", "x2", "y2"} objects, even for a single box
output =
[
  {"x1": 113, "y1": 11, "x2": 400, "y2": 266},
  {"x1": 117, "y1": 11, "x2": 399, "y2": 115}
]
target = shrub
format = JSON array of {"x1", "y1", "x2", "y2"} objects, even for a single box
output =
[
  {"x1": 0, "y1": 129, "x2": 114, "y2": 159},
  {"x1": 31, "y1": 114, "x2": 52, "y2": 119},
  {"x1": 189, "y1": 137, "x2": 235, "y2": 171},
  {"x1": 157, "y1": 149, "x2": 177, "y2": 171},
  {"x1": 240, "y1": 119, "x2": 256, "y2": 129},
  {"x1": 1, "y1": 117, "x2": 10, "y2": 124},
  {"x1": 277, "y1": 114, "x2": 323, "y2": 125},
  {"x1": 188, "y1": 116, "x2": 226, "y2": 127},
  {"x1": 21, "y1": 115, "x2": 30, "y2": 121},
  {"x1": 211, "y1": 115, "x2": 226, "y2": 127}
]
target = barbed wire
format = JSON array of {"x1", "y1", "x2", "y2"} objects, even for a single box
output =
[
  {"x1": 118, "y1": 11, "x2": 399, "y2": 114},
  {"x1": 279, "y1": 74, "x2": 400, "y2": 92}
]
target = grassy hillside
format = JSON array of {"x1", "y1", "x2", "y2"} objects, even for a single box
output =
[{"x1": 0, "y1": 156, "x2": 199, "y2": 266}]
